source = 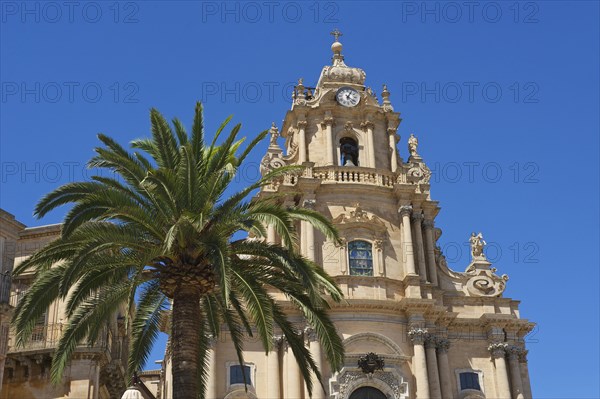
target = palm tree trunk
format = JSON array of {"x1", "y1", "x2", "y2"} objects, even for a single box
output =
[{"x1": 171, "y1": 287, "x2": 201, "y2": 399}]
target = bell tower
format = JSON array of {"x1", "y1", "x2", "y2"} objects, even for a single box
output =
[
  {"x1": 276, "y1": 29, "x2": 402, "y2": 171},
  {"x1": 257, "y1": 32, "x2": 534, "y2": 399}
]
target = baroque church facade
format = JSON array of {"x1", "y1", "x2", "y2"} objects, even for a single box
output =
[
  {"x1": 162, "y1": 34, "x2": 534, "y2": 399},
  {"x1": 0, "y1": 34, "x2": 535, "y2": 399},
  {"x1": 160, "y1": 35, "x2": 535, "y2": 399}
]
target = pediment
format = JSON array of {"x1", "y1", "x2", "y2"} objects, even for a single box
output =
[
  {"x1": 343, "y1": 333, "x2": 404, "y2": 357},
  {"x1": 345, "y1": 339, "x2": 396, "y2": 356}
]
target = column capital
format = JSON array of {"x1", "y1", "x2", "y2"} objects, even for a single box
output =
[
  {"x1": 297, "y1": 120, "x2": 308, "y2": 129},
  {"x1": 518, "y1": 349, "x2": 529, "y2": 363},
  {"x1": 303, "y1": 199, "x2": 316, "y2": 210},
  {"x1": 408, "y1": 328, "x2": 428, "y2": 345},
  {"x1": 361, "y1": 120, "x2": 375, "y2": 131},
  {"x1": 399, "y1": 205, "x2": 413, "y2": 217},
  {"x1": 506, "y1": 345, "x2": 523, "y2": 360},
  {"x1": 272, "y1": 334, "x2": 284, "y2": 347},
  {"x1": 436, "y1": 338, "x2": 450, "y2": 353},
  {"x1": 374, "y1": 239, "x2": 383, "y2": 251},
  {"x1": 303, "y1": 326, "x2": 318, "y2": 342},
  {"x1": 320, "y1": 116, "x2": 334, "y2": 127},
  {"x1": 424, "y1": 334, "x2": 438, "y2": 349},
  {"x1": 411, "y1": 212, "x2": 424, "y2": 223},
  {"x1": 422, "y1": 219, "x2": 435, "y2": 229},
  {"x1": 488, "y1": 342, "x2": 508, "y2": 358}
]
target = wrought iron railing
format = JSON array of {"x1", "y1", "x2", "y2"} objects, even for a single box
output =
[{"x1": 8, "y1": 323, "x2": 113, "y2": 353}]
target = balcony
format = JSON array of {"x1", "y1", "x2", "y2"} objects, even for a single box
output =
[
  {"x1": 312, "y1": 165, "x2": 398, "y2": 187},
  {"x1": 7, "y1": 323, "x2": 113, "y2": 355}
]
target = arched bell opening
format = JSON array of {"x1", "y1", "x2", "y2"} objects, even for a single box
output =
[{"x1": 340, "y1": 137, "x2": 359, "y2": 166}]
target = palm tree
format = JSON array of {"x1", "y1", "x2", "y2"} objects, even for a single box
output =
[{"x1": 12, "y1": 102, "x2": 345, "y2": 399}]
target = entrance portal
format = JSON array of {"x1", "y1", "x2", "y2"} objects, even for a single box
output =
[{"x1": 349, "y1": 387, "x2": 388, "y2": 399}]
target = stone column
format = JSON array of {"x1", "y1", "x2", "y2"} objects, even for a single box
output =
[
  {"x1": 422, "y1": 219, "x2": 439, "y2": 286},
  {"x1": 303, "y1": 200, "x2": 316, "y2": 262},
  {"x1": 425, "y1": 335, "x2": 442, "y2": 399},
  {"x1": 362, "y1": 120, "x2": 376, "y2": 168},
  {"x1": 408, "y1": 328, "x2": 431, "y2": 399},
  {"x1": 488, "y1": 343, "x2": 511, "y2": 399},
  {"x1": 519, "y1": 349, "x2": 532, "y2": 399},
  {"x1": 298, "y1": 120, "x2": 307, "y2": 164},
  {"x1": 267, "y1": 336, "x2": 282, "y2": 399},
  {"x1": 388, "y1": 127, "x2": 398, "y2": 173},
  {"x1": 411, "y1": 212, "x2": 428, "y2": 282},
  {"x1": 322, "y1": 115, "x2": 335, "y2": 165},
  {"x1": 399, "y1": 205, "x2": 417, "y2": 276},
  {"x1": 206, "y1": 341, "x2": 217, "y2": 399},
  {"x1": 436, "y1": 339, "x2": 453, "y2": 399},
  {"x1": 507, "y1": 346, "x2": 525, "y2": 399},
  {"x1": 285, "y1": 340, "x2": 303, "y2": 399},
  {"x1": 306, "y1": 328, "x2": 325, "y2": 399}
]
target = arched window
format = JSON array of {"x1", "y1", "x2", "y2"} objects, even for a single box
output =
[
  {"x1": 340, "y1": 137, "x2": 359, "y2": 166},
  {"x1": 348, "y1": 240, "x2": 373, "y2": 276},
  {"x1": 349, "y1": 387, "x2": 387, "y2": 399}
]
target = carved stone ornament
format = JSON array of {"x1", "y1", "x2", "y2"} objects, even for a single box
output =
[
  {"x1": 358, "y1": 353, "x2": 385, "y2": 374},
  {"x1": 303, "y1": 199, "x2": 316, "y2": 210},
  {"x1": 260, "y1": 123, "x2": 286, "y2": 177},
  {"x1": 464, "y1": 259, "x2": 509, "y2": 297},
  {"x1": 407, "y1": 328, "x2": 428, "y2": 345},
  {"x1": 330, "y1": 368, "x2": 409, "y2": 399},
  {"x1": 488, "y1": 342, "x2": 508, "y2": 358},
  {"x1": 260, "y1": 152, "x2": 286, "y2": 176},
  {"x1": 332, "y1": 204, "x2": 386, "y2": 228},
  {"x1": 406, "y1": 161, "x2": 431, "y2": 185}
]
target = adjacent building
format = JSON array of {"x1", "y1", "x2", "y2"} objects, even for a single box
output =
[{"x1": 0, "y1": 210, "x2": 131, "y2": 399}]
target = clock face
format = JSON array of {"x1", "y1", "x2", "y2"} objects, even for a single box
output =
[{"x1": 336, "y1": 87, "x2": 360, "y2": 107}]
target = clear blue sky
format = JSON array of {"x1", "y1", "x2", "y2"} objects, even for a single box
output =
[{"x1": 1, "y1": 1, "x2": 598, "y2": 397}]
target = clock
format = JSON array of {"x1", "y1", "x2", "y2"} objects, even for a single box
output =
[{"x1": 336, "y1": 87, "x2": 360, "y2": 107}]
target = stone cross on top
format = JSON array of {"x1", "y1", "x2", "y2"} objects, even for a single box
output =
[{"x1": 330, "y1": 28, "x2": 343, "y2": 42}]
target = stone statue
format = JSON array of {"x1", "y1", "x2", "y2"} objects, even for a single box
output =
[
  {"x1": 470, "y1": 232, "x2": 486, "y2": 259},
  {"x1": 268, "y1": 122, "x2": 279, "y2": 146},
  {"x1": 408, "y1": 133, "x2": 419, "y2": 158}
]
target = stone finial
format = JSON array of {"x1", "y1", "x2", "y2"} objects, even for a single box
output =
[
  {"x1": 330, "y1": 28, "x2": 344, "y2": 64},
  {"x1": 381, "y1": 84, "x2": 393, "y2": 111},
  {"x1": 296, "y1": 78, "x2": 305, "y2": 101}
]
